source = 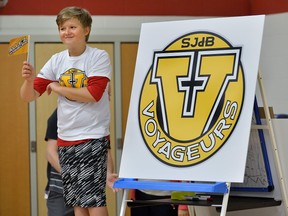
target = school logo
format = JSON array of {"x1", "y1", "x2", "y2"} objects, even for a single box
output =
[
  {"x1": 139, "y1": 32, "x2": 244, "y2": 167},
  {"x1": 60, "y1": 68, "x2": 87, "y2": 88},
  {"x1": 59, "y1": 68, "x2": 88, "y2": 101}
]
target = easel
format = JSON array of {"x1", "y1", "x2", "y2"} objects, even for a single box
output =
[
  {"x1": 255, "y1": 70, "x2": 288, "y2": 215},
  {"x1": 114, "y1": 71, "x2": 288, "y2": 216},
  {"x1": 114, "y1": 179, "x2": 231, "y2": 216}
]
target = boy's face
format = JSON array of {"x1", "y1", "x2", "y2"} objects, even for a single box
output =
[{"x1": 58, "y1": 17, "x2": 90, "y2": 47}]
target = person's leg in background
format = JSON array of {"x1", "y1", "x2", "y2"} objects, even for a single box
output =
[{"x1": 47, "y1": 191, "x2": 74, "y2": 216}]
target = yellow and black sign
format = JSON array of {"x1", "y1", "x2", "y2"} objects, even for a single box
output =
[{"x1": 139, "y1": 32, "x2": 244, "y2": 167}]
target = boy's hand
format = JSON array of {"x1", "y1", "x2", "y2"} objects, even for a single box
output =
[
  {"x1": 22, "y1": 61, "x2": 35, "y2": 82},
  {"x1": 107, "y1": 172, "x2": 120, "y2": 192}
]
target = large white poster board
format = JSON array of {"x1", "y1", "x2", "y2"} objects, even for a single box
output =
[{"x1": 119, "y1": 15, "x2": 265, "y2": 183}]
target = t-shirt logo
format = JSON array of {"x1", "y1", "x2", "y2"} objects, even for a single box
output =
[
  {"x1": 139, "y1": 32, "x2": 244, "y2": 167},
  {"x1": 59, "y1": 68, "x2": 87, "y2": 101},
  {"x1": 59, "y1": 68, "x2": 87, "y2": 88}
]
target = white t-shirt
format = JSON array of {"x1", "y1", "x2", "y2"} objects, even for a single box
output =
[{"x1": 38, "y1": 46, "x2": 112, "y2": 141}]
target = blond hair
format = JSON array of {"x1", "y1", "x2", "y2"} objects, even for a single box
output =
[{"x1": 56, "y1": 6, "x2": 92, "y2": 42}]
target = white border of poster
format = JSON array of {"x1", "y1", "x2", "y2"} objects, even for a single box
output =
[{"x1": 119, "y1": 15, "x2": 265, "y2": 183}]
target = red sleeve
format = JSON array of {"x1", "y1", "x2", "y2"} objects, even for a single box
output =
[
  {"x1": 34, "y1": 77, "x2": 55, "y2": 96},
  {"x1": 178, "y1": 205, "x2": 188, "y2": 210},
  {"x1": 87, "y1": 76, "x2": 110, "y2": 101}
]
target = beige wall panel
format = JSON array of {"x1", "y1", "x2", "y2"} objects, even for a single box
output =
[
  {"x1": 35, "y1": 43, "x2": 116, "y2": 216},
  {"x1": 121, "y1": 43, "x2": 138, "y2": 138},
  {"x1": 0, "y1": 44, "x2": 30, "y2": 216},
  {"x1": 120, "y1": 42, "x2": 138, "y2": 216}
]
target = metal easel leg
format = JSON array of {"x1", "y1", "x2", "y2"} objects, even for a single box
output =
[
  {"x1": 220, "y1": 182, "x2": 231, "y2": 216},
  {"x1": 119, "y1": 189, "x2": 128, "y2": 216}
]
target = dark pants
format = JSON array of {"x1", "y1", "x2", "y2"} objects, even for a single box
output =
[
  {"x1": 130, "y1": 190, "x2": 178, "y2": 216},
  {"x1": 46, "y1": 191, "x2": 74, "y2": 216}
]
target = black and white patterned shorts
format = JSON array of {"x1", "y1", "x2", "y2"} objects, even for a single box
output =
[{"x1": 59, "y1": 137, "x2": 109, "y2": 208}]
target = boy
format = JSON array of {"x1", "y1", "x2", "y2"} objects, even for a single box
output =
[{"x1": 21, "y1": 6, "x2": 117, "y2": 216}]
